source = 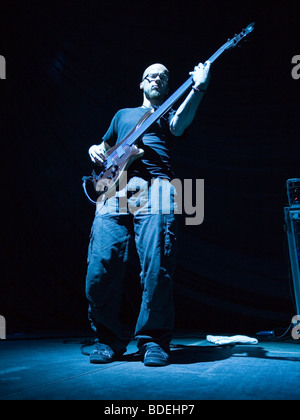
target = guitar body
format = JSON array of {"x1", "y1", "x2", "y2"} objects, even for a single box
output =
[
  {"x1": 93, "y1": 143, "x2": 144, "y2": 197},
  {"x1": 92, "y1": 108, "x2": 154, "y2": 198}
]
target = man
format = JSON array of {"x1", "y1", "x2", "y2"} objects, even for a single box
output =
[{"x1": 86, "y1": 61, "x2": 210, "y2": 366}]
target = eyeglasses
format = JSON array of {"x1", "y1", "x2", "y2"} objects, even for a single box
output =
[{"x1": 144, "y1": 72, "x2": 169, "y2": 83}]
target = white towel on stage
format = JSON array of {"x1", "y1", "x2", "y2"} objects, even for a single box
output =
[{"x1": 206, "y1": 335, "x2": 258, "y2": 345}]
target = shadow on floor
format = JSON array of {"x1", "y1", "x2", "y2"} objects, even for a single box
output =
[
  {"x1": 168, "y1": 343, "x2": 300, "y2": 364},
  {"x1": 93, "y1": 341, "x2": 300, "y2": 366}
]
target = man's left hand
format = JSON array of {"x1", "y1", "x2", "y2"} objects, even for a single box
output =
[{"x1": 189, "y1": 60, "x2": 211, "y2": 91}]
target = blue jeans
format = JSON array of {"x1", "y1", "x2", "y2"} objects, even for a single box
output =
[{"x1": 85, "y1": 177, "x2": 178, "y2": 352}]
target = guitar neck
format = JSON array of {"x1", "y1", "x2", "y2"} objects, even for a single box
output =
[{"x1": 208, "y1": 43, "x2": 229, "y2": 63}]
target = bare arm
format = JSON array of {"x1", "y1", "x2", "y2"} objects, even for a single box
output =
[{"x1": 170, "y1": 61, "x2": 211, "y2": 137}]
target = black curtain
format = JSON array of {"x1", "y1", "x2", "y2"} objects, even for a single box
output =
[{"x1": 1, "y1": 0, "x2": 299, "y2": 335}]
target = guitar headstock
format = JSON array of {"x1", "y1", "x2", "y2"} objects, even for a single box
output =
[{"x1": 226, "y1": 22, "x2": 255, "y2": 50}]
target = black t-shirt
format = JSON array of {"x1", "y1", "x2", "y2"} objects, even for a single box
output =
[{"x1": 102, "y1": 106, "x2": 176, "y2": 181}]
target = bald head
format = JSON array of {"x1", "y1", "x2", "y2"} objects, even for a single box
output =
[{"x1": 142, "y1": 63, "x2": 169, "y2": 82}]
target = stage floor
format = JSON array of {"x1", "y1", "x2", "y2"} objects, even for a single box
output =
[{"x1": 1, "y1": 332, "x2": 299, "y2": 400}]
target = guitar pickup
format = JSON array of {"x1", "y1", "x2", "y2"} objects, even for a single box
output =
[{"x1": 116, "y1": 146, "x2": 125, "y2": 158}]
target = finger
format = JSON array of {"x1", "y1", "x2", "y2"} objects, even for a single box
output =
[
  {"x1": 90, "y1": 150, "x2": 102, "y2": 163},
  {"x1": 204, "y1": 60, "x2": 211, "y2": 70},
  {"x1": 96, "y1": 153, "x2": 107, "y2": 164},
  {"x1": 98, "y1": 153, "x2": 106, "y2": 161},
  {"x1": 93, "y1": 153, "x2": 103, "y2": 161}
]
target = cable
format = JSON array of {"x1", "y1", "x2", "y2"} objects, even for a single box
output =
[{"x1": 82, "y1": 176, "x2": 98, "y2": 205}]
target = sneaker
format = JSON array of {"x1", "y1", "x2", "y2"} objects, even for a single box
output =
[
  {"x1": 143, "y1": 343, "x2": 170, "y2": 367},
  {"x1": 90, "y1": 343, "x2": 122, "y2": 364}
]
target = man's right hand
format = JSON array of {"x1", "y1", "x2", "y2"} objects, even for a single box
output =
[{"x1": 88, "y1": 143, "x2": 108, "y2": 165}]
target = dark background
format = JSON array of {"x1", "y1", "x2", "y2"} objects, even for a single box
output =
[{"x1": 1, "y1": 0, "x2": 299, "y2": 336}]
